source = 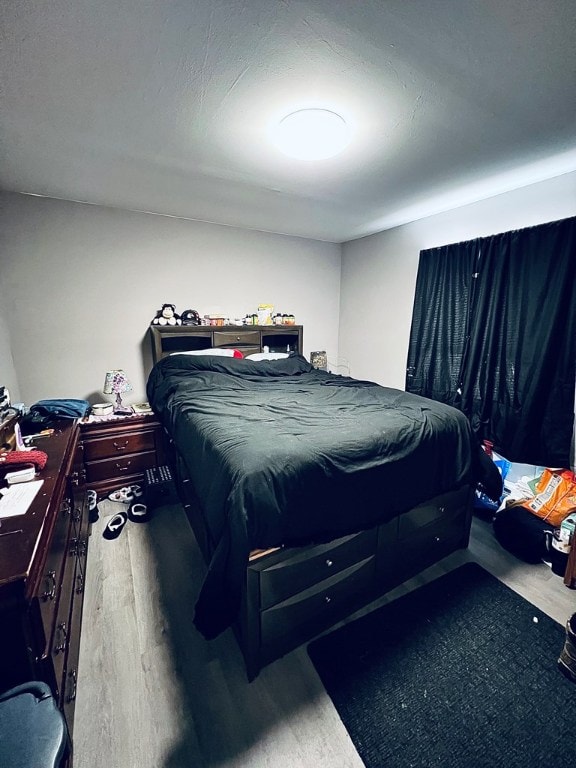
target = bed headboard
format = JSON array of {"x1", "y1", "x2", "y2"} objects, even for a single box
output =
[{"x1": 149, "y1": 324, "x2": 303, "y2": 363}]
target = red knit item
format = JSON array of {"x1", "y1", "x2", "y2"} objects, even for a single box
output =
[{"x1": 0, "y1": 450, "x2": 48, "y2": 470}]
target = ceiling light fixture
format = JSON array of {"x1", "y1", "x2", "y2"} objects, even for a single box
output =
[{"x1": 271, "y1": 109, "x2": 351, "y2": 161}]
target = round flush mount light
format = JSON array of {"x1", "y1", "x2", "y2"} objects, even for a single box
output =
[{"x1": 271, "y1": 109, "x2": 351, "y2": 161}]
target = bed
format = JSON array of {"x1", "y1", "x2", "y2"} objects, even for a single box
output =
[{"x1": 147, "y1": 351, "x2": 498, "y2": 679}]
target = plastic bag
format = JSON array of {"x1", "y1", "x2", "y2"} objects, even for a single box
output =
[
  {"x1": 474, "y1": 454, "x2": 512, "y2": 513},
  {"x1": 521, "y1": 469, "x2": 576, "y2": 527}
]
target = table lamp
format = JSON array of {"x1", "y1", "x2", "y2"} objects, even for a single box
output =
[{"x1": 103, "y1": 370, "x2": 133, "y2": 415}]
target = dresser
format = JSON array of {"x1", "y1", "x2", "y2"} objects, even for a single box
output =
[
  {"x1": 0, "y1": 420, "x2": 88, "y2": 764},
  {"x1": 80, "y1": 413, "x2": 167, "y2": 495}
]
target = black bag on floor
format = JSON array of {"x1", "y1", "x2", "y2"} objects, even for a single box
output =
[{"x1": 493, "y1": 504, "x2": 553, "y2": 563}]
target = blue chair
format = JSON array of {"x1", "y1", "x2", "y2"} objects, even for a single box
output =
[{"x1": 0, "y1": 681, "x2": 67, "y2": 768}]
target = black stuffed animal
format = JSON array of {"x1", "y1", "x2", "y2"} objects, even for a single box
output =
[{"x1": 151, "y1": 303, "x2": 182, "y2": 326}]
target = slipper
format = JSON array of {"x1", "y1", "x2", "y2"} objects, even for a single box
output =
[
  {"x1": 127, "y1": 502, "x2": 150, "y2": 523},
  {"x1": 108, "y1": 485, "x2": 144, "y2": 503},
  {"x1": 108, "y1": 487, "x2": 131, "y2": 503},
  {"x1": 87, "y1": 489, "x2": 99, "y2": 523},
  {"x1": 103, "y1": 511, "x2": 128, "y2": 539}
]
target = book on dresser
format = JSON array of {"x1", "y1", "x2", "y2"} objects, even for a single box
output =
[{"x1": 131, "y1": 402, "x2": 153, "y2": 415}]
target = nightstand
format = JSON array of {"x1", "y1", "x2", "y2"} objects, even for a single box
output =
[{"x1": 80, "y1": 414, "x2": 167, "y2": 495}]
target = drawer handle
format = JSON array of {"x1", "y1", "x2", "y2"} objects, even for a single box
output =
[
  {"x1": 66, "y1": 669, "x2": 77, "y2": 703},
  {"x1": 113, "y1": 440, "x2": 130, "y2": 451},
  {"x1": 115, "y1": 460, "x2": 132, "y2": 471},
  {"x1": 61, "y1": 499, "x2": 71, "y2": 515},
  {"x1": 41, "y1": 570, "x2": 57, "y2": 601},
  {"x1": 325, "y1": 595, "x2": 332, "y2": 604},
  {"x1": 70, "y1": 471, "x2": 80, "y2": 487},
  {"x1": 76, "y1": 573, "x2": 84, "y2": 594},
  {"x1": 78, "y1": 538, "x2": 88, "y2": 558},
  {"x1": 325, "y1": 559, "x2": 334, "y2": 567},
  {"x1": 54, "y1": 622, "x2": 68, "y2": 654},
  {"x1": 73, "y1": 506, "x2": 82, "y2": 522},
  {"x1": 69, "y1": 537, "x2": 78, "y2": 556}
]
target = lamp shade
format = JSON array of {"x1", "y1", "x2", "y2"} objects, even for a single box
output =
[{"x1": 103, "y1": 370, "x2": 132, "y2": 396}]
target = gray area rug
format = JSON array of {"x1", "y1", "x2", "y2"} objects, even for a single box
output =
[{"x1": 308, "y1": 563, "x2": 574, "y2": 768}]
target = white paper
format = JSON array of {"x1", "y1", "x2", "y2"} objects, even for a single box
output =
[{"x1": 0, "y1": 479, "x2": 44, "y2": 518}]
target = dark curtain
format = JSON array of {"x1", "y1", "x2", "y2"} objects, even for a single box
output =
[
  {"x1": 406, "y1": 238, "x2": 478, "y2": 406},
  {"x1": 406, "y1": 216, "x2": 576, "y2": 467}
]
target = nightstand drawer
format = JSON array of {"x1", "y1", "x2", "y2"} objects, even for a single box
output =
[
  {"x1": 213, "y1": 330, "x2": 260, "y2": 347},
  {"x1": 83, "y1": 430, "x2": 156, "y2": 461},
  {"x1": 84, "y1": 450, "x2": 156, "y2": 483},
  {"x1": 80, "y1": 414, "x2": 166, "y2": 495}
]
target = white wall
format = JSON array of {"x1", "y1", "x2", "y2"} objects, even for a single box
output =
[
  {"x1": 0, "y1": 276, "x2": 20, "y2": 403},
  {"x1": 0, "y1": 192, "x2": 341, "y2": 405},
  {"x1": 340, "y1": 171, "x2": 576, "y2": 389}
]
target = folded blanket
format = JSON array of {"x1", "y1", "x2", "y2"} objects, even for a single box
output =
[{"x1": 31, "y1": 399, "x2": 90, "y2": 418}]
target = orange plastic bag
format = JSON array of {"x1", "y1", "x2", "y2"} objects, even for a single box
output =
[{"x1": 523, "y1": 469, "x2": 576, "y2": 527}]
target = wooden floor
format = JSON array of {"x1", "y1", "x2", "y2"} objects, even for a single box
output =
[{"x1": 74, "y1": 504, "x2": 575, "y2": 768}]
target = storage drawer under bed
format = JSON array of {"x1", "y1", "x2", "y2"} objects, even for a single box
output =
[
  {"x1": 260, "y1": 554, "x2": 376, "y2": 660},
  {"x1": 378, "y1": 486, "x2": 472, "y2": 584},
  {"x1": 398, "y1": 485, "x2": 471, "y2": 539},
  {"x1": 258, "y1": 528, "x2": 377, "y2": 610}
]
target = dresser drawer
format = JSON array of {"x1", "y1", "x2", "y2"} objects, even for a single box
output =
[
  {"x1": 62, "y1": 555, "x2": 85, "y2": 731},
  {"x1": 261, "y1": 555, "x2": 376, "y2": 650},
  {"x1": 83, "y1": 430, "x2": 156, "y2": 461},
  {"x1": 213, "y1": 330, "x2": 260, "y2": 347},
  {"x1": 35, "y1": 501, "x2": 73, "y2": 658},
  {"x1": 84, "y1": 450, "x2": 156, "y2": 483},
  {"x1": 259, "y1": 529, "x2": 377, "y2": 610},
  {"x1": 47, "y1": 538, "x2": 77, "y2": 702}
]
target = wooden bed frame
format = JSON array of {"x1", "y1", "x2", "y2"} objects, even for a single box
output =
[
  {"x1": 149, "y1": 323, "x2": 474, "y2": 679},
  {"x1": 169, "y1": 441, "x2": 473, "y2": 680}
]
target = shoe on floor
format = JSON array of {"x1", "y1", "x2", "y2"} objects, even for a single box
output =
[
  {"x1": 108, "y1": 484, "x2": 144, "y2": 503},
  {"x1": 127, "y1": 502, "x2": 150, "y2": 523},
  {"x1": 87, "y1": 489, "x2": 99, "y2": 523},
  {"x1": 103, "y1": 511, "x2": 128, "y2": 539}
]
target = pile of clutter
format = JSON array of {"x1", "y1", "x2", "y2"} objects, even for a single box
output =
[
  {"x1": 88, "y1": 484, "x2": 150, "y2": 540},
  {"x1": 476, "y1": 445, "x2": 576, "y2": 583}
]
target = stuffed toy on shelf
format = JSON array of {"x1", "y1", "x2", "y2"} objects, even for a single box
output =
[{"x1": 151, "y1": 303, "x2": 182, "y2": 326}]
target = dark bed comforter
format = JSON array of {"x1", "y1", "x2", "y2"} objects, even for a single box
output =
[{"x1": 147, "y1": 354, "x2": 495, "y2": 638}]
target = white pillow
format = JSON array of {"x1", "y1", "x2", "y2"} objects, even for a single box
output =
[
  {"x1": 245, "y1": 352, "x2": 289, "y2": 361},
  {"x1": 170, "y1": 348, "x2": 242, "y2": 357}
]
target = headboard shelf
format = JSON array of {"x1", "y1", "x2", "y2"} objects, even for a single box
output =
[{"x1": 150, "y1": 324, "x2": 303, "y2": 363}]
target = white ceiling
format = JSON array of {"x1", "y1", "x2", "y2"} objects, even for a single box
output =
[{"x1": 1, "y1": 0, "x2": 575, "y2": 242}]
